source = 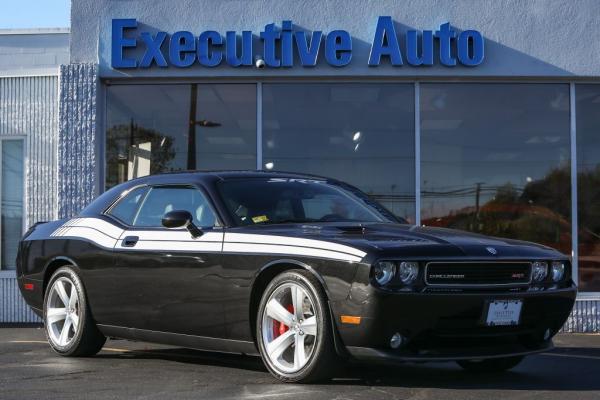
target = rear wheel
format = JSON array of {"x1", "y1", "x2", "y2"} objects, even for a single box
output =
[
  {"x1": 457, "y1": 356, "x2": 525, "y2": 373},
  {"x1": 256, "y1": 270, "x2": 336, "y2": 383},
  {"x1": 44, "y1": 266, "x2": 106, "y2": 356}
]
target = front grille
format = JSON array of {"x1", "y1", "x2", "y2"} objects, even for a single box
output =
[{"x1": 425, "y1": 262, "x2": 531, "y2": 286}]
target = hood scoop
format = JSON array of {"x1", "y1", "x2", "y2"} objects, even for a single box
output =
[{"x1": 334, "y1": 225, "x2": 367, "y2": 234}]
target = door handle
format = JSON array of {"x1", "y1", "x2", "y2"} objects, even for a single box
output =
[{"x1": 122, "y1": 236, "x2": 139, "y2": 247}]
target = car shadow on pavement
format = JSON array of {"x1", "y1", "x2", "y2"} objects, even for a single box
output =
[
  {"x1": 95, "y1": 345, "x2": 600, "y2": 391},
  {"x1": 95, "y1": 347, "x2": 267, "y2": 372},
  {"x1": 334, "y1": 346, "x2": 600, "y2": 391}
]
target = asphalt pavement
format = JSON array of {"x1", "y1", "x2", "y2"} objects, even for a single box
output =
[{"x1": 1, "y1": 328, "x2": 599, "y2": 400}]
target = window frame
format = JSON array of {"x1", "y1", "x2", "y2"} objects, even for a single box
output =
[
  {"x1": 104, "y1": 183, "x2": 222, "y2": 230},
  {"x1": 0, "y1": 137, "x2": 26, "y2": 273}
]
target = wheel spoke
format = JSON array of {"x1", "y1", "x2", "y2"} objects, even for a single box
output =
[
  {"x1": 267, "y1": 330, "x2": 295, "y2": 360},
  {"x1": 47, "y1": 307, "x2": 67, "y2": 324},
  {"x1": 266, "y1": 298, "x2": 294, "y2": 326},
  {"x1": 291, "y1": 285, "x2": 305, "y2": 320},
  {"x1": 70, "y1": 313, "x2": 80, "y2": 331},
  {"x1": 294, "y1": 333, "x2": 306, "y2": 369},
  {"x1": 55, "y1": 281, "x2": 70, "y2": 307},
  {"x1": 300, "y1": 316, "x2": 317, "y2": 336},
  {"x1": 69, "y1": 284, "x2": 77, "y2": 309},
  {"x1": 59, "y1": 318, "x2": 72, "y2": 346}
]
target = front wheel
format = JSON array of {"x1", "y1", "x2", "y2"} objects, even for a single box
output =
[
  {"x1": 457, "y1": 356, "x2": 525, "y2": 373},
  {"x1": 43, "y1": 266, "x2": 106, "y2": 356},
  {"x1": 256, "y1": 270, "x2": 336, "y2": 383}
]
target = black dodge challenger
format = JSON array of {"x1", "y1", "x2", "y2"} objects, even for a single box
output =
[{"x1": 17, "y1": 171, "x2": 576, "y2": 382}]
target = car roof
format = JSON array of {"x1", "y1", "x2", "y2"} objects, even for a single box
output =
[
  {"x1": 137, "y1": 170, "x2": 331, "y2": 183},
  {"x1": 79, "y1": 170, "x2": 333, "y2": 218}
]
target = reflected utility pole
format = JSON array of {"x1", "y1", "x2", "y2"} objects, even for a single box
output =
[
  {"x1": 187, "y1": 84, "x2": 198, "y2": 170},
  {"x1": 475, "y1": 182, "x2": 485, "y2": 217},
  {"x1": 187, "y1": 84, "x2": 221, "y2": 170}
]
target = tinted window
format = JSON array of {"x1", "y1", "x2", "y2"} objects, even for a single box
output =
[
  {"x1": 420, "y1": 83, "x2": 571, "y2": 256},
  {"x1": 106, "y1": 84, "x2": 256, "y2": 189},
  {"x1": 262, "y1": 83, "x2": 415, "y2": 222},
  {"x1": 218, "y1": 178, "x2": 390, "y2": 226},
  {"x1": 107, "y1": 186, "x2": 148, "y2": 225},
  {"x1": 133, "y1": 186, "x2": 217, "y2": 228}
]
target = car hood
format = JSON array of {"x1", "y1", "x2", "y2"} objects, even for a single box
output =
[{"x1": 240, "y1": 222, "x2": 565, "y2": 260}]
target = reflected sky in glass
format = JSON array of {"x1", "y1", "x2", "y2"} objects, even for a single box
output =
[
  {"x1": 263, "y1": 83, "x2": 415, "y2": 222},
  {"x1": 421, "y1": 83, "x2": 571, "y2": 254}
]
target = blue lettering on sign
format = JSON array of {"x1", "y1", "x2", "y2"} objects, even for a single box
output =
[{"x1": 110, "y1": 17, "x2": 484, "y2": 69}]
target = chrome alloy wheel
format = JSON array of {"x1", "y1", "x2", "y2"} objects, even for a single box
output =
[
  {"x1": 46, "y1": 277, "x2": 81, "y2": 347},
  {"x1": 261, "y1": 282, "x2": 318, "y2": 374}
]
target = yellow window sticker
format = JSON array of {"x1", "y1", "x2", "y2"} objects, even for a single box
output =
[{"x1": 252, "y1": 215, "x2": 269, "y2": 223}]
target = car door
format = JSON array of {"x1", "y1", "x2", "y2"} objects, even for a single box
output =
[{"x1": 109, "y1": 184, "x2": 227, "y2": 338}]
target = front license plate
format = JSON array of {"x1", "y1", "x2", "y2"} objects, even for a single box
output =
[{"x1": 485, "y1": 300, "x2": 522, "y2": 326}]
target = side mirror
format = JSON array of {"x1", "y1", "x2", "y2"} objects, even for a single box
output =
[{"x1": 161, "y1": 210, "x2": 203, "y2": 238}]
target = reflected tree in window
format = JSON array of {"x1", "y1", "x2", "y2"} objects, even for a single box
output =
[
  {"x1": 421, "y1": 83, "x2": 571, "y2": 255},
  {"x1": 576, "y1": 84, "x2": 600, "y2": 291},
  {"x1": 423, "y1": 166, "x2": 571, "y2": 255}
]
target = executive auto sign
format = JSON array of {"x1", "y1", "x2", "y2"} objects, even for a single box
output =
[{"x1": 111, "y1": 16, "x2": 484, "y2": 69}]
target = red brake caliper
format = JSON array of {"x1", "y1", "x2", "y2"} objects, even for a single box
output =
[{"x1": 273, "y1": 304, "x2": 294, "y2": 338}]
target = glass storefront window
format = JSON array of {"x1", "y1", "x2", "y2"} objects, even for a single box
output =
[
  {"x1": 576, "y1": 84, "x2": 600, "y2": 291},
  {"x1": 262, "y1": 83, "x2": 415, "y2": 222},
  {"x1": 105, "y1": 84, "x2": 256, "y2": 189},
  {"x1": 1, "y1": 139, "x2": 24, "y2": 270},
  {"x1": 420, "y1": 83, "x2": 571, "y2": 256}
]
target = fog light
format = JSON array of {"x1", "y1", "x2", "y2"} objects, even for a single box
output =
[
  {"x1": 551, "y1": 261, "x2": 565, "y2": 282},
  {"x1": 390, "y1": 332, "x2": 405, "y2": 349},
  {"x1": 532, "y1": 261, "x2": 548, "y2": 282},
  {"x1": 543, "y1": 328, "x2": 551, "y2": 341}
]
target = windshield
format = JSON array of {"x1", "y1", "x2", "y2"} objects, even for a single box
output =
[{"x1": 217, "y1": 178, "x2": 396, "y2": 226}]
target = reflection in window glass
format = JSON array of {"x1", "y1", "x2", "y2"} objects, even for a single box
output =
[
  {"x1": 420, "y1": 84, "x2": 571, "y2": 256},
  {"x1": 133, "y1": 187, "x2": 216, "y2": 228},
  {"x1": 217, "y1": 179, "x2": 389, "y2": 226},
  {"x1": 106, "y1": 84, "x2": 256, "y2": 189},
  {"x1": 576, "y1": 84, "x2": 600, "y2": 291},
  {"x1": 262, "y1": 84, "x2": 415, "y2": 222},
  {"x1": 108, "y1": 186, "x2": 148, "y2": 225},
  {"x1": 1, "y1": 140, "x2": 24, "y2": 270}
]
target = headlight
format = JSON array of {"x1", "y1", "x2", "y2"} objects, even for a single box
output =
[
  {"x1": 373, "y1": 261, "x2": 395, "y2": 285},
  {"x1": 551, "y1": 261, "x2": 566, "y2": 282},
  {"x1": 532, "y1": 261, "x2": 548, "y2": 282},
  {"x1": 398, "y1": 261, "x2": 419, "y2": 284}
]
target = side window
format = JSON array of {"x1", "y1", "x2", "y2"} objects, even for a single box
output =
[
  {"x1": 107, "y1": 186, "x2": 148, "y2": 225},
  {"x1": 133, "y1": 186, "x2": 217, "y2": 228}
]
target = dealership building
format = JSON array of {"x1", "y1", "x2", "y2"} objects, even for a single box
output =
[{"x1": 0, "y1": 0, "x2": 599, "y2": 331}]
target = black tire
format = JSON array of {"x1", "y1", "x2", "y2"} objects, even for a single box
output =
[
  {"x1": 256, "y1": 269, "x2": 337, "y2": 383},
  {"x1": 43, "y1": 266, "x2": 106, "y2": 357},
  {"x1": 457, "y1": 356, "x2": 525, "y2": 373}
]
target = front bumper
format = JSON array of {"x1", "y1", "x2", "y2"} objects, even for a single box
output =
[{"x1": 333, "y1": 283, "x2": 577, "y2": 362}]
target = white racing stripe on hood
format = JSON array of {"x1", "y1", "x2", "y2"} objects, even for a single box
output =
[{"x1": 50, "y1": 218, "x2": 366, "y2": 262}]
